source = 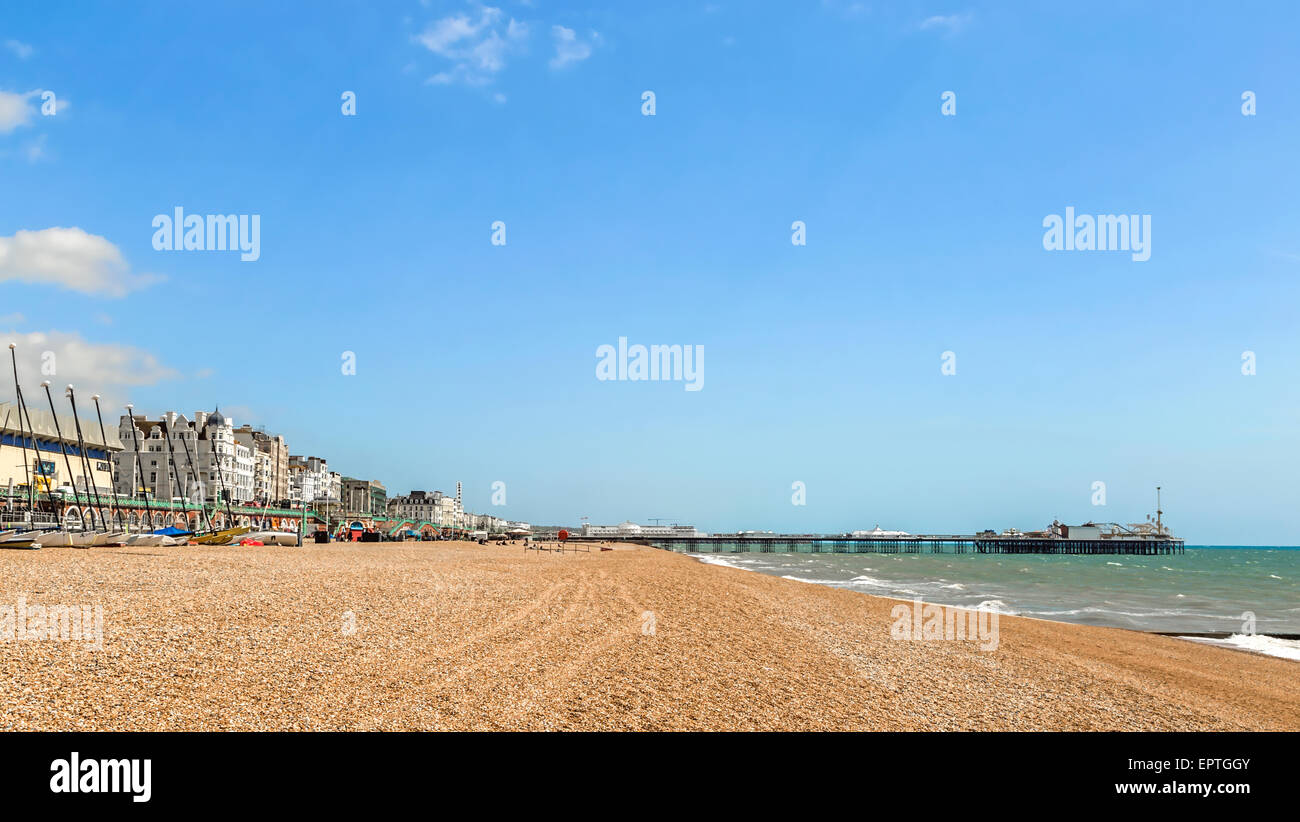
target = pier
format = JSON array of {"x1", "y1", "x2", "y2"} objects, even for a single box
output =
[{"x1": 610, "y1": 535, "x2": 1186, "y2": 555}]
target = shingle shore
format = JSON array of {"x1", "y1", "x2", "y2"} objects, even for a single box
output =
[{"x1": 1, "y1": 541, "x2": 1295, "y2": 731}]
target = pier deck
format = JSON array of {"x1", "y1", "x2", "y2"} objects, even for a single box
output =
[{"x1": 603, "y1": 535, "x2": 1186, "y2": 555}]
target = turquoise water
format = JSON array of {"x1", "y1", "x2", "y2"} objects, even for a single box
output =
[{"x1": 689, "y1": 546, "x2": 1300, "y2": 637}]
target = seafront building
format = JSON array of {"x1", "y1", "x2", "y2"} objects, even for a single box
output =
[
  {"x1": 233, "y1": 426, "x2": 289, "y2": 504},
  {"x1": 387, "y1": 485, "x2": 464, "y2": 528},
  {"x1": 387, "y1": 489, "x2": 444, "y2": 523},
  {"x1": 341, "y1": 477, "x2": 386, "y2": 516},
  {"x1": 113, "y1": 408, "x2": 258, "y2": 504},
  {"x1": 384, "y1": 483, "x2": 510, "y2": 535},
  {"x1": 0, "y1": 400, "x2": 121, "y2": 501},
  {"x1": 5, "y1": 393, "x2": 511, "y2": 539},
  {"x1": 288, "y1": 455, "x2": 338, "y2": 504}
]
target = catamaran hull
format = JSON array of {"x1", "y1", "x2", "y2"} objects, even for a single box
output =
[
  {"x1": 192, "y1": 527, "x2": 252, "y2": 546},
  {"x1": 125, "y1": 534, "x2": 183, "y2": 547},
  {"x1": 0, "y1": 530, "x2": 46, "y2": 545},
  {"x1": 0, "y1": 533, "x2": 39, "y2": 549},
  {"x1": 245, "y1": 531, "x2": 299, "y2": 546}
]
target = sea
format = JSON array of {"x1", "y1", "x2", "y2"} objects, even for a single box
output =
[{"x1": 688, "y1": 546, "x2": 1300, "y2": 661}]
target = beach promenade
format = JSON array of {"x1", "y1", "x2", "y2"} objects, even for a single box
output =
[{"x1": 1, "y1": 542, "x2": 1295, "y2": 731}]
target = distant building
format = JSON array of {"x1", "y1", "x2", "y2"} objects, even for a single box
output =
[
  {"x1": 289, "y1": 455, "x2": 337, "y2": 504},
  {"x1": 388, "y1": 490, "x2": 443, "y2": 523},
  {"x1": 1057, "y1": 522, "x2": 1103, "y2": 540},
  {"x1": 850, "y1": 525, "x2": 912, "y2": 538},
  {"x1": 341, "y1": 477, "x2": 387, "y2": 515},
  {"x1": 233, "y1": 426, "x2": 289, "y2": 504},
  {"x1": 388, "y1": 484, "x2": 499, "y2": 531},
  {"x1": 580, "y1": 521, "x2": 700, "y2": 538}
]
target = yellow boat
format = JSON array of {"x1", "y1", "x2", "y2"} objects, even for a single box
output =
[{"x1": 191, "y1": 526, "x2": 252, "y2": 546}]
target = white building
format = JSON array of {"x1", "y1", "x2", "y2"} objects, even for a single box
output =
[
  {"x1": 580, "y1": 521, "x2": 700, "y2": 538},
  {"x1": 388, "y1": 484, "x2": 473, "y2": 528},
  {"x1": 249, "y1": 449, "x2": 272, "y2": 503},
  {"x1": 388, "y1": 490, "x2": 444, "y2": 522},
  {"x1": 231, "y1": 440, "x2": 254, "y2": 504},
  {"x1": 289, "y1": 455, "x2": 338, "y2": 505},
  {"x1": 234, "y1": 427, "x2": 288, "y2": 505},
  {"x1": 850, "y1": 525, "x2": 912, "y2": 538},
  {"x1": 114, "y1": 408, "x2": 254, "y2": 504}
]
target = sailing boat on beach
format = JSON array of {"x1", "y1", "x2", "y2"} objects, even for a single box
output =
[
  {"x1": 30, "y1": 381, "x2": 94, "y2": 547},
  {"x1": 65, "y1": 385, "x2": 125, "y2": 546},
  {"x1": 1, "y1": 345, "x2": 56, "y2": 549}
]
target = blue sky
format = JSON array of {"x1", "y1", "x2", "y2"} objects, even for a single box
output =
[{"x1": 2, "y1": 1, "x2": 1298, "y2": 543}]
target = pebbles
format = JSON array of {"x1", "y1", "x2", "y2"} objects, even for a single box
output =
[{"x1": 0, "y1": 542, "x2": 1295, "y2": 731}]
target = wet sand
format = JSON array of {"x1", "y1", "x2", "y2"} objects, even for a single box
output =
[{"x1": 0, "y1": 540, "x2": 1295, "y2": 730}]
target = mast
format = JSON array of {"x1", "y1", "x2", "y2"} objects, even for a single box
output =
[
  {"x1": 174, "y1": 418, "x2": 215, "y2": 534},
  {"x1": 159, "y1": 415, "x2": 194, "y2": 532},
  {"x1": 7, "y1": 344, "x2": 34, "y2": 517},
  {"x1": 40, "y1": 381, "x2": 87, "y2": 531},
  {"x1": 1156, "y1": 486, "x2": 1163, "y2": 536},
  {"x1": 91, "y1": 395, "x2": 126, "y2": 533},
  {"x1": 66, "y1": 385, "x2": 106, "y2": 532},
  {"x1": 0, "y1": 407, "x2": 9, "y2": 513},
  {"x1": 123, "y1": 404, "x2": 156, "y2": 531},
  {"x1": 13, "y1": 361, "x2": 60, "y2": 528},
  {"x1": 205, "y1": 411, "x2": 237, "y2": 529}
]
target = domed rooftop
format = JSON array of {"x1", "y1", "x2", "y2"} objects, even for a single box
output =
[{"x1": 206, "y1": 406, "x2": 226, "y2": 426}]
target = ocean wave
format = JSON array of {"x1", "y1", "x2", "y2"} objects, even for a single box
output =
[
  {"x1": 975, "y1": 599, "x2": 1017, "y2": 615},
  {"x1": 692, "y1": 555, "x2": 746, "y2": 569},
  {"x1": 848, "y1": 575, "x2": 893, "y2": 588},
  {"x1": 1178, "y1": 633, "x2": 1300, "y2": 662},
  {"x1": 781, "y1": 575, "x2": 848, "y2": 585},
  {"x1": 1029, "y1": 606, "x2": 1201, "y2": 618}
]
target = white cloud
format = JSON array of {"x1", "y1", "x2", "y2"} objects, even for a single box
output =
[
  {"x1": 919, "y1": 12, "x2": 973, "y2": 34},
  {"x1": 4, "y1": 40, "x2": 34, "y2": 60},
  {"x1": 0, "y1": 312, "x2": 24, "y2": 325},
  {"x1": 415, "y1": 5, "x2": 528, "y2": 86},
  {"x1": 549, "y1": 25, "x2": 596, "y2": 69},
  {"x1": 1, "y1": 329, "x2": 179, "y2": 411},
  {"x1": 0, "y1": 90, "x2": 36, "y2": 134},
  {"x1": 0, "y1": 88, "x2": 66, "y2": 135},
  {"x1": 0, "y1": 227, "x2": 164, "y2": 297}
]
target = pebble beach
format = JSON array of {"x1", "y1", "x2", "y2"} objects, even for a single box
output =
[{"x1": 1, "y1": 541, "x2": 1296, "y2": 731}]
